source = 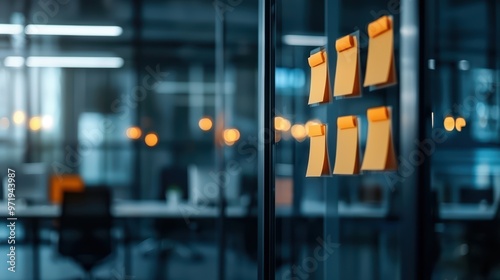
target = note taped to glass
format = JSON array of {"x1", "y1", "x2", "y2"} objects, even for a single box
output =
[
  {"x1": 363, "y1": 16, "x2": 397, "y2": 89},
  {"x1": 361, "y1": 107, "x2": 398, "y2": 171},
  {"x1": 333, "y1": 116, "x2": 360, "y2": 175},
  {"x1": 306, "y1": 124, "x2": 331, "y2": 177},
  {"x1": 334, "y1": 34, "x2": 361, "y2": 97},
  {"x1": 308, "y1": 49, "x2": 331, "y2": 105}
]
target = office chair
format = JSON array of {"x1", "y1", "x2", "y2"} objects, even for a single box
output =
[{"x1": 58, "y1": 188, "x2": 112, "y2": 279}]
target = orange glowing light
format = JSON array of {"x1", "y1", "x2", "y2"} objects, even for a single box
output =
[
  {"x1": 126, "y1": 126, "x2": 142, "y2": 140},
  {"x1": 29, "y1": 116, "x2": 42, "y2": 131},
  {"x1": 275, "y1": 116, "x2": 291, "y2": 131},
  {"x1": 223, "y1": 128, "x2": 240, "y2": 143},
  {"x1": 291, "y1": 124, "x2": 307, "y2": 141},
  {"x1": 145, "y1": 133, "x2": 159, "y2": 147},
  {"x1": 444, "y1": 116, "x2": 455, "y2": 132},
  {"x1": 455, "y1": 117, "x2": 466, "y2": 132},
  {"x1": 199, "y1": 117, "x2": 213, "y2": 131}
]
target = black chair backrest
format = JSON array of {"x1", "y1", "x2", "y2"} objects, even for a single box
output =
[{"x1": 59, "y1": 188, "x2": 112, "y2": 272}]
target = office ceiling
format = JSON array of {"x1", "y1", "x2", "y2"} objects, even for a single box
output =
[{"x1": 0, "y1": 0, "x2": 494, "y2": 66}]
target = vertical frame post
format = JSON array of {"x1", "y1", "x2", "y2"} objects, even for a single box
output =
[{"x1": 258, "y1": 0, "x2": 275, "y2": 279}]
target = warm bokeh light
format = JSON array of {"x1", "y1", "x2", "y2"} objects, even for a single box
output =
[
  {"x1": 233, "y1": 129, "x2": 240, "y2": 141},
  {"x1": 29, "y1": 116, "x2": 42, "y2": 131},
  {"x1": 0, "y1": 117, "x2": 9, "y2": 129},
  {"x1": 274, "y1": 116, "x2": 291, "y2": 131},
  {"x1": 223, "y1": 128, "x2": 240, "y2": 143},
  {"x1": 305, "y1": 119, "x2": 321, "y2": 135},
  {"x1": 283, "y1": 119, "x2": 291, "y2": 132},
  {"x1": 275, "y1": 131, "x2": 282, "y2": 143},
  {"x1": 224, "y1": 140, "x2": 235, "y2": 146},
  {"x1": 126, "y1": 126, "x2": 142, "y2": 140},
  {"x1": 455, "y1": 117, "x2": 466, "y2": 132},
  {"x1": 145, "y1": 133, "x2": 159, "y2": 147},
  {"x1": 291, "y1": 124, "x2": 307, "y2": 142},
  {"x1": 42, "y1": 115, "x2": 54, "y2": 129},
  {"x1": 274, "y1": 116, "x2": 283, "y2": 130},
  {"x1": 199, "y1": 117, "x2": 213, "y2": 131},
  {"x1": 12, "y1": 111, "x2": 26, "y2": 125},
  {"x1": 444, "y1": 116, "x2": 455, "y2": 132}
]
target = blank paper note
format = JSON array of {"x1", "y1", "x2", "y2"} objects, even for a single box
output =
[
  {"x1": 363, "y1": 16, "x2": 397, "y2": 88},
  {"x1": 361, "y1": 107, "x2": 398, "y2": 171},
  {"x1": 306, "y1": 124, "x2": 330, "y2": 177},
  {"x1": 308, "y1": 50, "x2": 331, "y2": 105},
  {"x1": 334, "y1": 35, "x2": 361, "y2": 97},
  {"x1": 333, "y1": 116, "x2": 360, "y2": 175}
]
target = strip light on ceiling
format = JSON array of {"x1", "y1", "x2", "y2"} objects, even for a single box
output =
[
  {"x1": 0, "y1": 24, "x2": 23, "y2": 34},
  {"x1": 0, "y1": 24, "x2": 122, "y2": 37},
  {"x1": 4, "y1": 56, "x2": 124, "y2": 68},
  {"x1": 26, "y1": 24, "x2": 123, "y2": 36},
  {"x1": 282, "y1": 35, "x2": 327, "y2": 47}
]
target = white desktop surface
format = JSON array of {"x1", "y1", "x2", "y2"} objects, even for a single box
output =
[
  {"x1": 0, "y1": 200, "x2": 496, "y2": 220},
  {"x1": 0, "y1": 201, "x2": 248, "y2": 218},
  {"x1": 275, "y1": 201, "x2": 497, "y2": 220},
  {"x1": 439, "y1": 203, "x2": 497, "y2": 220}
]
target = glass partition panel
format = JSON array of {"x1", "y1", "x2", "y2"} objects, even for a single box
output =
[
  {"x1": 273, "y1": 0, "x2": 411, "y2": 279},
  {"x1": 0, "y1": 1, "x2": 259, "y2": 279},
  {"x1": 425, "y1": 0, "x2": 500, "y2": 279}
]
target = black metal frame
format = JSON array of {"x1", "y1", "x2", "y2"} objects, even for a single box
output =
[
  {"x1": 399, "y1": 0, "x2": 433, "y2": 278},
  {"x1": 258, "y1": 0, "x2": 275, "y2": 279}
]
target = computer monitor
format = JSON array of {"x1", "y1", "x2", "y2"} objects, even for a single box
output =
[{"x1": 2, "y1": 163, "x2": 49, "y2": 204}]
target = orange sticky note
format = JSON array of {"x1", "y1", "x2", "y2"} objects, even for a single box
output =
[
  {"x1": 308, "y1": 50, "x2": 331, "y2": 104},
  {"x1": 306, "y1": 124, "x2": 330, "y2": 177},
  {"x1": 361, "y1": 107, "x2": 398, "y2": 171},
  {"x1": 333, "y1": 116, "x2": 360, "y2": 175},
  {"x1": 334, "y1": 35, "x2": 361, "y2": 97},
  {"x1": 364, "y1": 16, "x2": 397, "y2": 88}
]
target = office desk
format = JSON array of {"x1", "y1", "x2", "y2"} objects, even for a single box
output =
[
  {"x1": 276, "y1": 201, "x2": 389, "y2": 218},
  {"x1": 0, "y1": 200, "x2": 496, "y2": 280},
  {"x1": 0, "y1": 201, "x2": 249, "y2": 280},
  {"x1": 1, "y1": 201, "x2": 495, "y2": 220},
  {"x1": 439, "y1": 203, "x2": 497, "y2": 221},
  {"x1": 0, "y1": 201, "x2": 248, "y2": 218}
]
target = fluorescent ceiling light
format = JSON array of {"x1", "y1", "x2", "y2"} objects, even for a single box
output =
[
  {"x1": 25, "y1": 24, "x2": 123, "y2": 36},
  {"x1": 0, "y1": 24, "x2": 122, "y2": 36},
  {"x1": 4, "y1": 56, "x2": 124, "y2": 68},
  {"x1": 0, "y1": 24, "x2": 23, "y2": 35},
  {"x1": 282, "y1": 35, "x2": 327, "y2": 46},
  {"x1": 4, "y1": 56, "x2": 25, "y2": 67}
]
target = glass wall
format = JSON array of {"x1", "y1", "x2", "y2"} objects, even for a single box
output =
[
  {"x1": 273, "y1": 0, "x2": 403, "y2": 279},
  {"x1": 273, "y1": 1, "x2": 325, "y2": 279},
  {"x1": 270, "y1": 0, "x2": 500, "y2": 279},
  {"x1": 0, "y1": 0, "x2": 258, "y2": 279},
  {"x1": 425, "y1": 0, "x2": 500, "y2": 279}
]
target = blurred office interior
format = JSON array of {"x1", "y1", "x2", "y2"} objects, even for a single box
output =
[
  {"x1": 0, "y1": 0, "x2": 259, "y2": 279},
  {"x1": 0, "y1": 0, "x2": 499, "y2": 280}
]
